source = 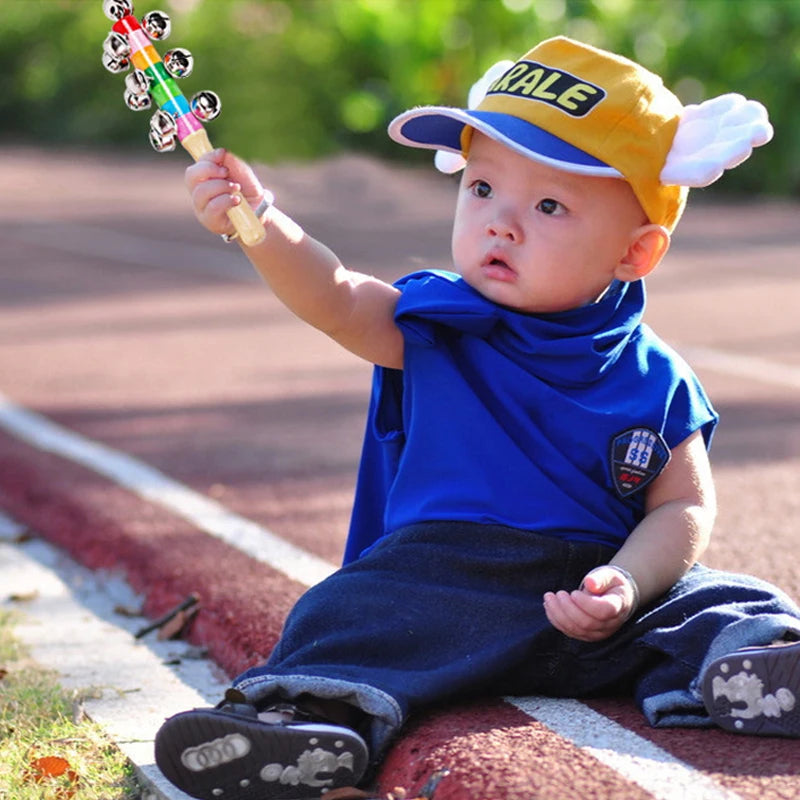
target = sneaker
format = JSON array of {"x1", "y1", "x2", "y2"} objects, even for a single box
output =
[
  {"x1": 154, "y1": 694, "x2": 369, "y2": 800},
  {"x1": 701, "y1": 640, "x2": 800, "y2": 736}
]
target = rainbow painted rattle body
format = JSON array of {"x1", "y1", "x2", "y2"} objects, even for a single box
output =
[{"x1": 101, "y1": 0, "x2": 265, "y2": 246}]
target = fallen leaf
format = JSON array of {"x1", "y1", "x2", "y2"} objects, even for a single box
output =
[
  {"x1": 113, "y1": 603, "x2": 144, "y2": 618},
  {"x1": 24, "y1": 755, "x2": 80, "y2": 799},
  {"x1": 8, "y1": 590, "x2": 39, "y2": 602},
  {"x1": 135, "y1": 593, "x2": 200, "y2": 639},
  {"x1": 28, "y1": 755, "x2": 70, "y2": 779},
  {"x1": 321, "y1": 788, "x2": 376, "y2": 799},
  {"x1": 181, "y1": 645, "x2": 209, "y2": 660},
  {"x1": 0, "y1": 522, "x2": 32, "y2": 544},
  {"x1": 416, "y1": 768, "x2": 450, "y2": 799},
  {"x1": 157, "y1": 604, "x2": 199, "y2": 640},
  {"x1": 321, "y1": 773, "x2": 448, "y2": 800}
]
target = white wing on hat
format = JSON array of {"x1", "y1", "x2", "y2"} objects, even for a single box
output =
[
  {"x1": 660, "y1": 93, "x2": 774, "y2": 187},
  {"x1": 434, "y1": 59, "x2": 516, "y2": 174}
]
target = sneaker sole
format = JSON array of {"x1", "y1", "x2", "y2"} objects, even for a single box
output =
[
  {"x1": 702, "y1": 641, "x2": 800, "y2": 736},
  {"x1": 154, "y1": 708, "x2": 369, "y2": 800}
]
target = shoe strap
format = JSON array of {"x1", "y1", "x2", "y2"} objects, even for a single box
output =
[
  {"x1": 214, "y1": 687, "x2": 258, "y2": 718},
  {"x1": 260, "y1": 702, "x2": 319, "y2": 723}
]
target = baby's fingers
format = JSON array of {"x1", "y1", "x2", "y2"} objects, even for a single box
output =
[
  {"x1": 191, "y1": 179, "x2": 242, "y2": 233},
  {"x1": 570, "y1": 587, "x2": 625, "y2": 621},
  {"x1": 544, "y1": 590, "x2": 594, "y2": 634},
  {"x1": 544, "y1": 590, "x2": 624, "y2": 642},
  {"x1": 185, "y1": 151, "x2": 228, "y2": 191}
]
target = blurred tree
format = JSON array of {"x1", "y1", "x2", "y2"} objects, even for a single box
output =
[{"x1": 0, "y1": 0, "x2": 797, "y2": 194}]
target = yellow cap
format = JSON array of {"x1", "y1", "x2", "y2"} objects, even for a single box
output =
[{"x1": 389, "y1": 36, "x2": 689, "y2": 231}]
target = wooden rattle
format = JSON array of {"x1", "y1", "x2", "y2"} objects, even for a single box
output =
[{"x1": 101, "y1": 0, "x2": 266, "y2": 246}]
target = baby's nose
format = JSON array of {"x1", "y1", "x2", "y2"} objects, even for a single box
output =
[{"x1": 486, "y1": 213, "x2": 522, "y2": 241}]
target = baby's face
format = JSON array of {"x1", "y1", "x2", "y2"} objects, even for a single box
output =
[{"x1": 451, "y1": 131, "x2": 648, "y2": 314}]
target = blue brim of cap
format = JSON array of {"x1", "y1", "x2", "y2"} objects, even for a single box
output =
[{"x1": 388, "y1": 106, "x2": 621, "y2": 178}]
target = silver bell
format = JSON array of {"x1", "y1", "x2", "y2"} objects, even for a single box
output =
[
  {"x1": 149, "y1": 129, "x2": 177, "y2": 153},
  {"x1": 150, "y1": 109, "x2": 178, "y2": 137},
  {"x1": 102, "y1": 50, "x2": 130, "y2": 74},
  {"x1": 142, "y1": 10, "x2": 171, "y2": 40},
  {"x1": 124, "y1": 88, "x2": 152, "y2": 111},
  {"x1": 125, "y1": 69, "x2": 151, "y2": 95},
  {"x1": 102, "y1": 0, "x2": 134, "y2": 21},
  {"x1": 190, "y1": 90, "x2": 221, "y2": 121},
  {"x1": 103, "y1": 31, "x2": 130, "y2": 59},
  {"x1": 163, "y1": 48, "x2": 194, "y2": 79}
]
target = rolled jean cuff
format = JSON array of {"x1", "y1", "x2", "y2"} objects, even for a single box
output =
[
  {"x1": 232, "y1": 673, "x2": 404, "y2": 759},
  {"x1": 642, "y1": 612, "x2": 800, "y2": 728}
]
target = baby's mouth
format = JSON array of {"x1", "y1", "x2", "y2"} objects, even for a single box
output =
[{"x1": 482, "y1": 255, "x2": 515, "y2": 278}]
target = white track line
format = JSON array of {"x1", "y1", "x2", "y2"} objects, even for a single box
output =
[
  {"x1": 679, "y1": 346, "x2": 800, "y2": 390},
  {"x1": 508, "y1": 697, "x2": 742, "y2": 800},
  {"x1": 5, "y1": 222, "x2": 257, "y2": 282},
  {"x1": 0, "y1": 391, "x2": 745, "y2": 800},
  {"x1": 0, "y1": 392, "x2": 336, "y2": 588}
]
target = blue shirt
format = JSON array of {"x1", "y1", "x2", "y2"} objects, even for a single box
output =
[{"x1": 343, "y1": 270, "x2": 717, "y2": 564}]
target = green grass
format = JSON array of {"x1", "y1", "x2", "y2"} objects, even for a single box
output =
[{"x1": 0, "y1": 609, "x2": 145, "y2": 800}]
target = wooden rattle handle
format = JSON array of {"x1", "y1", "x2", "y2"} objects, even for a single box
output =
[{"x1": 181, "y1": 128, "x2": 267, "y2": 247}]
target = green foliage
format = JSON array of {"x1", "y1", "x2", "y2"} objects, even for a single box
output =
[{"x1": 0, "y1": 0, "x2": 798, "y2": 193}]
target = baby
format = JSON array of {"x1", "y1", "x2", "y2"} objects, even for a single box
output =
[{"x1": 154, "y1": 36, "x2": 800, "y2": 800}]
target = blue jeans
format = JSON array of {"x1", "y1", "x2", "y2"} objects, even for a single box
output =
[{"x1": 234, "y1": 522, "x2": 800, "y2": 757}]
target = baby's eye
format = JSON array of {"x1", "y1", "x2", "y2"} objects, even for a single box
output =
[
  {"x1": 470, "y1": 180, "x2": 493, "y2": 199},
  {"x1": 537, "y1": 198, "x2": 565, "y2": 215}
]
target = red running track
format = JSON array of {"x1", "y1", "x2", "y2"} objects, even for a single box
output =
[{"x1": 2, "y1": 147, "x2": 800, "y2": 799}]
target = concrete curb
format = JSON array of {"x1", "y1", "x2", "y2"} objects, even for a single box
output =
[{"x1": 0, "y1": 510, "x2": 229, "y2": 800}]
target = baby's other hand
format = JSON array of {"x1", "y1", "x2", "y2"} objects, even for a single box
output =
[
  {"x1": 543, "y1": 565, "x2": 637, "y2": 642},
  {"x1": 185, "y1": 149, "x2": 265, "y2": 236}
]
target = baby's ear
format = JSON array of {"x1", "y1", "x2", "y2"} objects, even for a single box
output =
[{"x1": 616, "y1": 224, "x2": 671, "y2": 282}]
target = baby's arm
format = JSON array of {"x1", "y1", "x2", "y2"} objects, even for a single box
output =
[
  {"x1": 187, "y1": 149, "x2": 404, "y2": 369},
  {"x1": 543, "y1": 429, "x2": 716, "y2": 642}
]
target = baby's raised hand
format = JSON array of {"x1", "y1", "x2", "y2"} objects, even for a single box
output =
[
  {"x1": 185, "y1": 149, "x2": 265, "y2": 237},
  {"x1": 543, "y1": 565, "x2": 638, "y2": 642}
]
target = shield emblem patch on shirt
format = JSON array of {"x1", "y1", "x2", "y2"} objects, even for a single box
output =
[{"x1": 610, "y1": 427, "x2": 671, "y2": 497}]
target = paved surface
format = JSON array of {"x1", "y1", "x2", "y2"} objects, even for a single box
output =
[{"x1": 1, "y1": 145, "x2": 800, "y2": 799}]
